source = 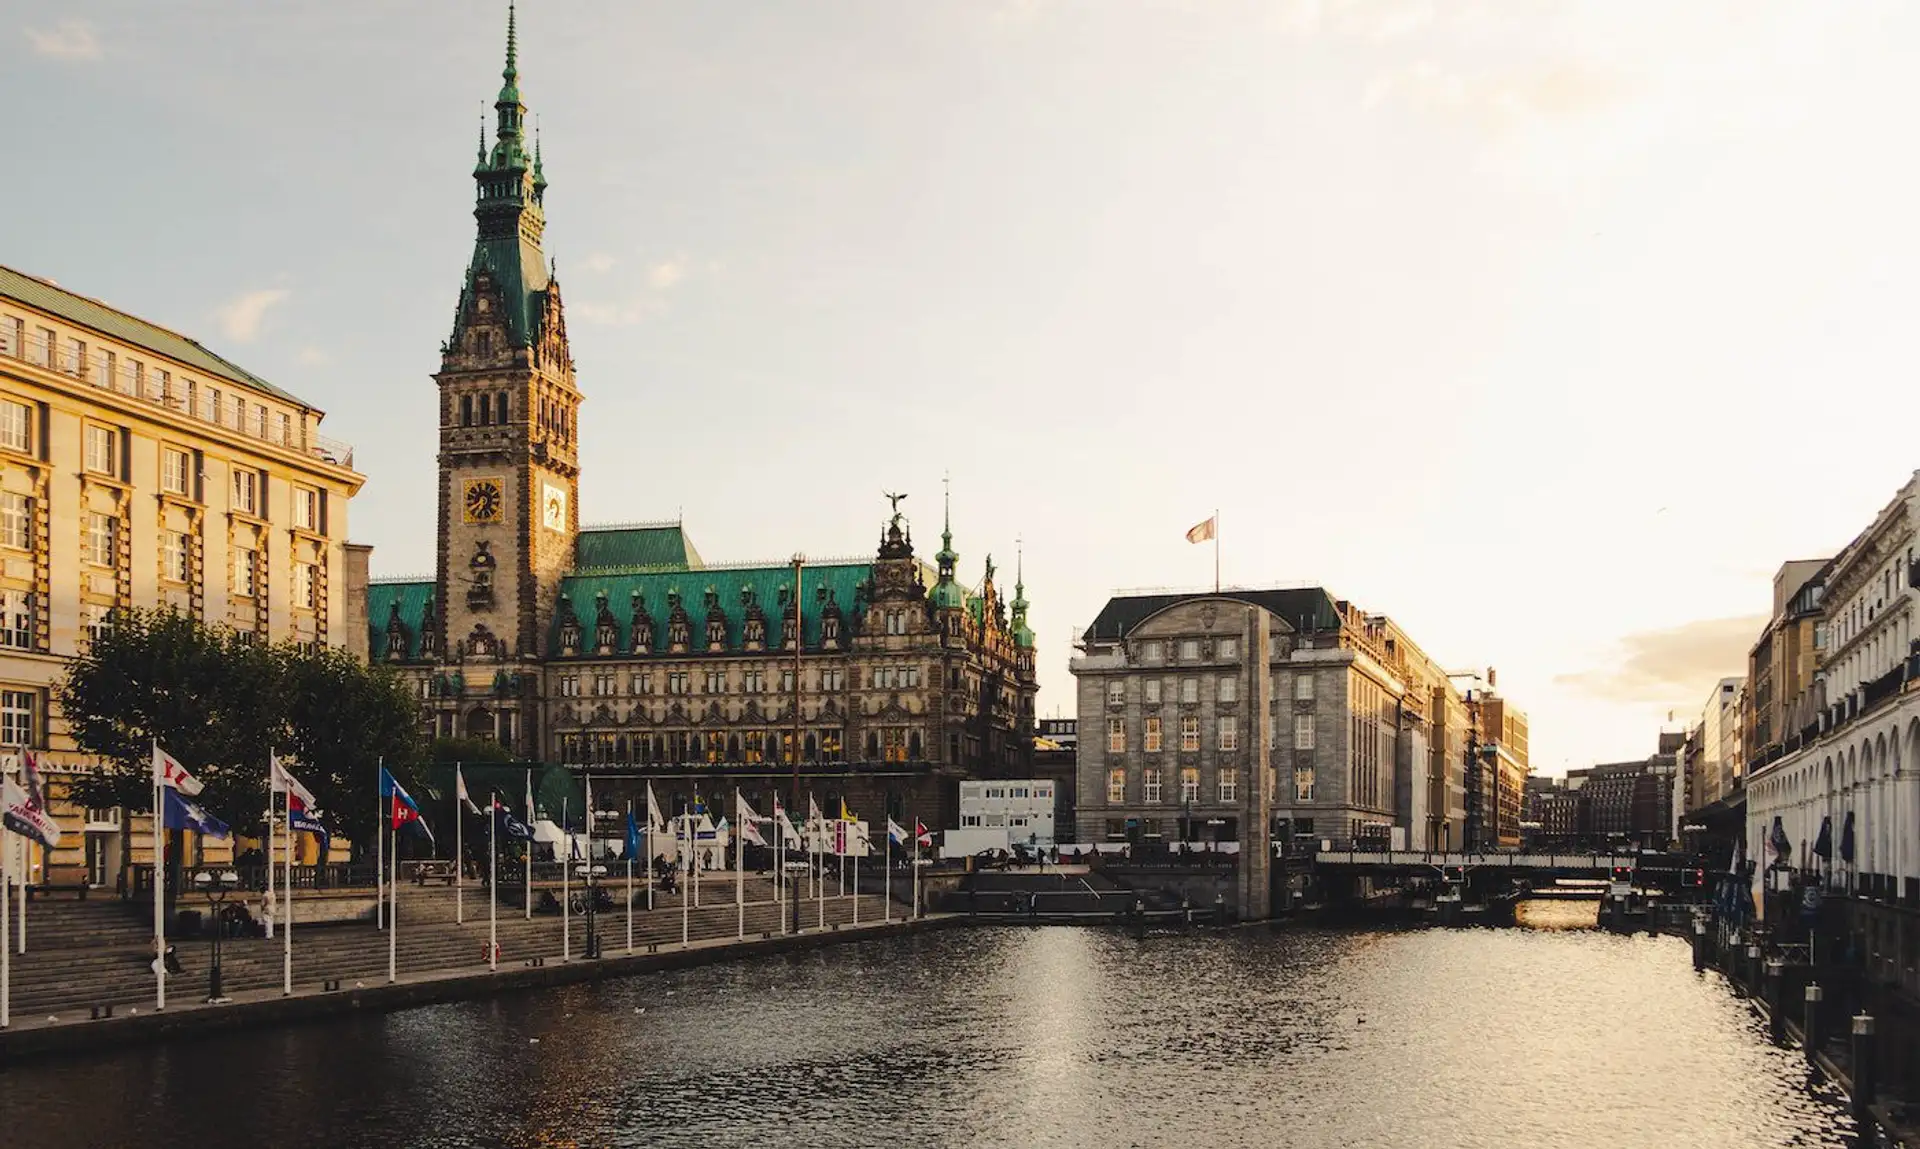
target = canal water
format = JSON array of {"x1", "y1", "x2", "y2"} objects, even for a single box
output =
[{"x1": 1, "y1": 902, "x2": 1856, "y2": 1148}]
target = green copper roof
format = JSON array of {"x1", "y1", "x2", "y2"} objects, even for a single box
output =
[
  {"x1": 574, "y1": 524, "x2": 702, "y2": 571},
  {"x1": 930, "y1": 579, "x2": 968, "y2": 611},
  {"x1": 0, "y1": 264, "x2": 313, "y2": 409},
  {"x1": 550, "y1": 562, "x2": 870, "y2": 656},
  {"x1": 368, "y1": 579, "x2": 434, "y2": 660}
]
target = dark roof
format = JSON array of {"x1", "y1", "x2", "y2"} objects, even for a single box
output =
[
  {"x1": 574, "y1": 523, "x2": 702, "y2": 571},
  {"x1": 0, "y1": 264, "x2": 313, "y2": 408},
  {"x1": 550, "y1": 561, "x2": 871, "y2": 657},
  {"x1": 1082, "y1": 588, "x2": 1342, "y2": 644},
  {"x1": 367, "y1": 579, "x2": 434, "y2": 660}
]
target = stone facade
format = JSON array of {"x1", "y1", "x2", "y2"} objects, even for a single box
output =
[
  {"x1": 0, "y1": 266, "x2": 363, "y2": 884},
  {"x1": 366, "y1": 12, "x2": 1038, "y2": 829},
  {"x1": 1072, "y1": 586, "x2": 1516, "y2": 896}
]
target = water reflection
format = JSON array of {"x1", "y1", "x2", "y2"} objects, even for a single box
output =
[{"x1": 1, "y1": 914, "x2": 1855, "y2": 1148}]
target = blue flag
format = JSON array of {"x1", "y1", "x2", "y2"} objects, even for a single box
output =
[
  {"x1": 493, "y1": 798, "x2": 531, "y2": 841},
  {"x1": 626, "y1": 811, "x2": 643, "y2": 861},
  {"x1": 163, "y1": 788, "x2": 231, "y2": 840}
]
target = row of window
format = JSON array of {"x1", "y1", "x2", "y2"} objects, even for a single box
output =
[
  {"x1": 554, "y1": 727, "x2": 935, "y2": 765},
  {"x1": 0, "y1": 322, "x2": 300, "y2": 450},
  {"x1": 2, "y1": 503, "x2": 314, "y2": 606},
  {"x1": 1135, "y1": 637, "x2": 1240, "y2": 663},
  {"x1": 557, "y1": 666, "x2": 853, "y2": 697},
  {"x1": 1108, "y1": 674, "x2": 1315, "y2": 707},
  {"x1": 1106, "y1": 767, "x2": 1240, "y2": 804},
  {"x1": 1106, "y1": 713, "x2": 1315, "y2": 753},
  {"x1": 0, "y1": 396, "x2": 325, "y2": 530}
]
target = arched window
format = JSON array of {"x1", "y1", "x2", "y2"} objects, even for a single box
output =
[
  {"x1": 460, "y1": 394, "x2": 473, "y2": 426},
  {"x1": 497, "y1": 390, "x2": 510, "y2": 422},
  {"x1": 478, "y1": 393, "x2": 492, "y2": 425}
]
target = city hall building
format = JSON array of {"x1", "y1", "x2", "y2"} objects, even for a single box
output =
[{"x1": 366, "y1": 11, "x2": 1038, "y2": 827}]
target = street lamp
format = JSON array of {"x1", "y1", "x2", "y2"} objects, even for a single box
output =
[
  {"x1": 192, "y1": 869, "x2": 241, "y2": 1003},
  {"x1": 574, "y1": 861, "x2": 607, "y2": 958}
]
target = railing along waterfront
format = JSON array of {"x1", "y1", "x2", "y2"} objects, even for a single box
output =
[{"x1": 124, "y1": 863, "x2": 376, "y2": 896}]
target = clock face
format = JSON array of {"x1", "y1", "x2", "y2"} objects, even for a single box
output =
[
  {"x1": 542, "y1": 482, "x2": 567, "y2": 532},
  {"x1": 462, "y1": 478, "x2": 504, "y2": 524}
]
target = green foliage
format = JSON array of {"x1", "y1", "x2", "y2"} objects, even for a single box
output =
[
  {"x1": 430, "y1": 737, "x2": 518, "y2": 766},
  {"x1": 61, "y1": 608, "x2": 425, "y2": 851}
]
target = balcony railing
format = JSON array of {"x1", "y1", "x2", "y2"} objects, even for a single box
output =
[{"x1": 3, "y1": 329, "x2": 354, "y2": 470}]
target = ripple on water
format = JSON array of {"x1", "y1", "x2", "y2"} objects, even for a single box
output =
[{"x1": 0, "y1": 919, "x2": 1857, "y2": 1149}]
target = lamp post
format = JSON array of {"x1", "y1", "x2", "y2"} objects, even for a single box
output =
[
  {"x1": 576, "y1": 860, "x2": 605, "y2": 959},
  {"x1": 193, "y1": 869, "x2": 240, "y2": 1003}
]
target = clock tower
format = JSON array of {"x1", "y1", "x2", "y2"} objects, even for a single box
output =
[{"x1": 431, "y1": 3, "x2": 579, "y2": 749}]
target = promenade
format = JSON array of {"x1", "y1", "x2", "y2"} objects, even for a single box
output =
[{"x1": 0, "y1": 874, "x2": 929, "y2": 1063}]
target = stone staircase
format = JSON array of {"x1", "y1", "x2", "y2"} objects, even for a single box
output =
[{"x1": 3, "y1": 884, "x2": 894, "y2": 1019}]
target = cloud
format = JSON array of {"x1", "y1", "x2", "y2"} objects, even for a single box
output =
[
  {"x1": 581, "y1": 252, "x2": 616, "y2": 273},
  {"x1": 648, "y1": 260, "x2": 685, "y2": 290},
  {"x1": 1554, "y1": 615, "x2": 1765, "y2": 705},
  {"x1": 26, "y1": 20, "x2": 102, "y2": 61},
  {"x1": 296, "y1": 347, "x2": 329, "y2": 366},
  {"x1": 1365, "y1": 59, "x2": 1626, "y2": 120},
  {"x1": 213, "y1": 288, "x2": 290, "y2": 343},
  {"x1": 573, "y1": 296, "x2": 666, "y2": 327},
  {"x1": 1275, "y1": 0, "x2": 1434, "y2": 40}
]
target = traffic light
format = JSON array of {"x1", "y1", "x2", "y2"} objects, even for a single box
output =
[
  {"x1": 1686, "y1": 868, "x2": 1706, "y2": 888},
  {"x1": 1610, "y1": 865, "x2": 1634, "y2": 884}
]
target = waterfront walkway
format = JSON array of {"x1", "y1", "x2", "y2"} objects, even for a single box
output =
[{"x1": 0, "y1": 876, "x2": 923, "y2": 1061}]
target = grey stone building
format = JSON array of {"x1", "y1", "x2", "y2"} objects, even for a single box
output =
[{"x1": 1073, "y1": 587, "x2": 1486, "y2": 889}]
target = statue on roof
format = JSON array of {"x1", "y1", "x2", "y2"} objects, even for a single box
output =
[{"x1": 883, "y1": 490, "x2": 908, "y2": 530}]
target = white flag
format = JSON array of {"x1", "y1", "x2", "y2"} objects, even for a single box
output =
[
  {"x1": 737, "y1": 793, "x2": 770, "y2": 824},
  {"x1": 455, "y1": 764, "x2": 481, "y2": 814},
  {"x1": 268, "y1": 753, "x2": 316, "y2": 805},
  {"x1": 1186, "y1": 516, "x2": 1216, "y2": 544},
  {"x1": 739, "y1": 818, "x2": 767, "y2": 847},
  {"x1": 646, "y1": 782, "x2": 665, "y2": 833},
  {"x1": 152, "y1": 743, "x2": 203, "y2": 795}
]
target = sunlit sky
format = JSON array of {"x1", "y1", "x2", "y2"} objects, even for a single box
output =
[{"x1": 10, "y1": 1, "x2": 1920, "y2": 774}]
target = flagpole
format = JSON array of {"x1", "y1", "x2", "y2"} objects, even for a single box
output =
[
  {"x1": 853, "y1": 823, "x2": 860, "y2": 926},
  {"x1": 680, "y1": 811, "x2": 689, "y2": 949},
  {"x1": 776, "y1": 807, "x2": 786, "y2": 935},
  {"x1": 375, "y1": 755, "x2": 385, "y2": 930},
  {"x1": 1214, "y1": 507, "x2": 1220, "y2": 594},
  {"x1": 884, "y1": 820, "x2": 892, "y2": 924},
  {"x1": 524, "y1": 769, "x2": 533, "y2": 921},
  {"x1": 455, "y1": 763, "x2": 465, "y2": 926},
  {"x1": 153, "y1": 740, "x2": 165, "y2": 1011},
  {"x1": 913, "y1": 813, "x2": 921, "y2": 920},
  {"x1": 282, "y1": 771, "x2": 292, "y2": 997},
  {"x1": 2, "y1": 787, "x2": 11, "y2": 1028},
  {"x1": 488, "y1": 790, "x2": 498, "y2": 971},
  {"x1": 814, "y1": 795, "x2": 824, "y2": 932},
  {"x1": 626, "y1": 798, "x2": 635, "y2": 954},
  {"x1": 562, "y1": 794, "x2": 571, "y2": 962},
  {"x1": 735, "y1": 788, "x2": 744, "y2": 941},
  {"x1": 646, "y1": 785, "x2": 655, "y2": 912},
  {"x1": 387, "y1": 793, "x2": 398, "y2": 983}
]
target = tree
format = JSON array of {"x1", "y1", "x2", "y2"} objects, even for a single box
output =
[
  {"x1": 430, "y1": 737, "x2": 518, "y2": 766},
  {"x1": 62, "y1": 608, "x2": 426, "y2": 857}
]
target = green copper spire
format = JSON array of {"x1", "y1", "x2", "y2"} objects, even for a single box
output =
[
  {"x1": 452, "y1": 0, "x2": 551, "y2": 353},
  {"x1": 930, "y1": 474, "x2": 965, "y2": 611},
  {"x1": 1011, "y1": 541, "x2": 1034, "y2": 649}
]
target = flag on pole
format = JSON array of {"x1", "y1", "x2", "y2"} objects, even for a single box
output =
[
  {"x1": 4, "y1": 752, "x2": 60, "y2": 848},
  {"x1": 738, "y1": 791, "x2": 768, "y2": 847},
  {"x1": 492, "y1": 797, "x2": 532, "y2": 839},
  {"x1": 268, "y1": 755, "x2": 315, "y2": 805},
  {"x1": 152, "y1": 744, "x2": 203, "y2": 795},
  {"x1": 887, "y1": 818, "x2": 908, "y2": 846},
  {"x1": 1186, "y1": 516, "x2": 1216, "y2": 543},
  {"x1": 646, "y1": 782, "x2": 665, "y2": 834},
  {"x1": 162, "y1": 789, "x2": 231, "y2": 839},
  {"x1": 271, "y1": 757, "x2": 329, "y2": 856},
  {"x1": 915, "y1": 819, "x2": 933, "y2": 847},
  {"x1": 455, "y1": 765, "x2": 482, "y2": 815},
  {"x1": 381, "y1": 767, "x2": 434, "y2": 842},
  {"x1": 739, "y1": 794, "x2": 770, "y2": 824},
  {"x1": 626, "y1": 809, "x2": 643, "y2": 861}
]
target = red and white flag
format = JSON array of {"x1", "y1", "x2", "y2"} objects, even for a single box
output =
[
  {"x1": 1186, "y1": 516, "x2": 1216, "y2": 544},
  {"x1": 915, "y1": 819, "x2": 933, "y2": 848},
  {"x1": 268, "y1": 753, "x2": 316, "y2": 805},
  {"x1": 152, "y1": 743, "x2": 203, "y2": 796}
]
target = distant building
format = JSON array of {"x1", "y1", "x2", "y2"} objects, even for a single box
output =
[
  {"x1": 953, "y1": 778, "x2": 1057, "y2": 852},
  {"x1": 1685, "y1": 677, "x2": 1746, "y2": 814},
  {"x1": 1522, "y1": 775, "x2": 1587, "y2": 849},
  {"x1": 1032, "y1": 718, "x2": 1077, "y2": 842},
  {"x1": 1745, "y1": 559, "x2": 1830, "y2": 775},
  {"x1": 1567, "y1": 746, "x2": 1676, "y2": 851}
]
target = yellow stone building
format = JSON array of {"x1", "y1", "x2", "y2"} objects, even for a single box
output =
[{"x1": 0, "y1": 265, "x2": 366, "y2": 886}]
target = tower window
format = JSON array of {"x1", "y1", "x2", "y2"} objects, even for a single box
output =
[
  {"x1": 478, "y1": 393, "x2": 492, "y2": 425},
  {"x1": 475, "y1": 331, "x2": 492, "y2": 358},
  {"x1": 498, "y1": 390, "x2": 510, "y2": 421},
  {"x1": 460, "y1": 395, "x2": 473, "y2": 426}
]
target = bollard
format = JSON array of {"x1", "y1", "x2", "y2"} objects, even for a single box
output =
[
  {"x1": 1692, "y1": 921, "x2": 1708, "y2": 971},
  {"x1": 1804, "y1": 984, "x2": 1823, "y2": 1064},
  {"x1": 1214, "y1": 893, "x2": 1226, "y2": 927},
  {"x1": 1851, "y1": 1013, "x2": 1877, "y2": 1122},
  {"x1": 1764, "y1": 959, "x2": 1785, "y2": 1043},
  {"x1": 1745, "y1": 944, "x2": 1761, "y2": 996}
]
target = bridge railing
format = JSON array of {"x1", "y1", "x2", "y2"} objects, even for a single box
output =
[{"x1": 1314, "y1": 850, "x2": 1638, "y2": 871}]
